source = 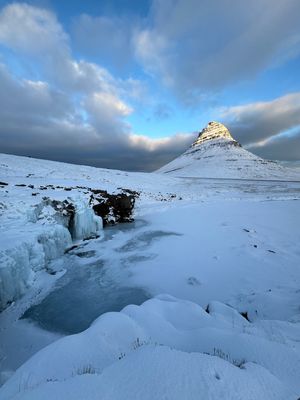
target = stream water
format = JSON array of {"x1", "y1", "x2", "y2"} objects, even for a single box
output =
[
  {"x1": 21, "y1": 221, "x2": 150, "y2": 334},
  {"x1": 21, "y1": 219, "x2": 180, "y2": 335}
]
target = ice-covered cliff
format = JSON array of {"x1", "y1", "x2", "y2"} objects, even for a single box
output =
[{"x1": 0, "y1": 195, "x2": 102, "y2": 311}]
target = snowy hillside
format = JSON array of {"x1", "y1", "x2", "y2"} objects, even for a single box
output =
[
  {"x1": 1, "y1": 152, "x2": 300, "y2": 399},
  {"x1": 157, "y1": 121, "x2": 300, "y2": 180}
]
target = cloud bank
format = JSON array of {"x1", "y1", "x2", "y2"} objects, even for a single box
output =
[
  {"x1": 223, "y1": 93, "x2": 300, "y2": 160},
  {"x1": 0, "y1": 1, "x2": 299, "y2": 170},
  {"x1": 0, "y1": 3, "x2": 195, "y2": 171}
]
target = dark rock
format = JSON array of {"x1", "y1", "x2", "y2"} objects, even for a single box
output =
[
  {"x1": 48, "y1": 270, "x2": 57, "y2": 275},
  {"x1": 240, "y1": 311, "x2": 250, "y2": 321},
  {"x1": 64, "y1": 203, "x2": 76, "y2": 234},
  {"x1": 91, "y1": 189, "x2": 108, "y2": 196},
  {"x1": 65, "y1": 244, "x2": 80, "y2": 253},
  {"x1": 91, "y1": 189, "x2": 137, "y2": 227},
  {"x1": 76, "y1": 185, "x2": 90, "y2": 190},
  {"x1": 82, "y1": 234, "x2": 100, "y2": 241},
  {"x1": 117, "y1": 188, "x2": 140, "y2": 197},
  {"x1": 0, "y1": 181, "x2": 8, "y2": 186},
  {"x1": 28, "y1": 184, "x2": 34, "y2": 189},
  {"x1": 15, "y1": 183, "x2": 26, "y2": 187}
]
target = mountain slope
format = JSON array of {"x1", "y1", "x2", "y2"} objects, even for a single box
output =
[{"x1": 157, "y1": 122, "x2": 299, "y2": 180}]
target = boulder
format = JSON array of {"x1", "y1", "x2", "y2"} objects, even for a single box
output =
[{"x1": 90, "y1": 189, "x2": 139, "y2": 226}]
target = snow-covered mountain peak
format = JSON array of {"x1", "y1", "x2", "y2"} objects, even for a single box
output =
[
  {"x1": 157, "y1": 121, "x2": 300, "y2": 180},
  {"x1": 192, "y1": 121, "x2": 237, "y2": 147}
]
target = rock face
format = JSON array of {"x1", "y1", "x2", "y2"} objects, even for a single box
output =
[
  {"x1": 192, "y1": 121, "x2": 239, "y2": 147},
  {"x1": 90, "y1": 189, "x2": 139, "y2": 226},
  {"x1": 30, "y1": 197, "x2": 76, "y2": 234},
  {"x1": 156, "y1": 121, "x2": 294, "y2": 180}
]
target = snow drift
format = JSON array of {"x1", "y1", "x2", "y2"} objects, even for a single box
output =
[{"x1": 1, "y1": 295, "x2": 299, "y2": 400}]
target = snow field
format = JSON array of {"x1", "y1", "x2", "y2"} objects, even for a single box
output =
[{"x1": 1, "y1": 152, "x2": 300, "y2": 400}]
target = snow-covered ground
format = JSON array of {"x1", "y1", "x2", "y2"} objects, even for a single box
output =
[{"x1": 1, "y1": 152, "x2": 300, "y2": 399}]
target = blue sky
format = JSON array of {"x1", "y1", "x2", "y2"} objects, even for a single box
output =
[{"x1": 0, "y1": 0, "x2": 300, "y2": 170}]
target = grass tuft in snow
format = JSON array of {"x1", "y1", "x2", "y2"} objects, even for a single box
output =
[{"x1": 211, "y1": 348, "x2": 246, "y2": 369}]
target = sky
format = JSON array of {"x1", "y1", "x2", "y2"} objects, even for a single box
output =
[{"x1": 0, "y1": 0, "x2": 300, "y2": 171}]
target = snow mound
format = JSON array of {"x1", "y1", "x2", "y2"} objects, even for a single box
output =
[
  {"x1": 7, "y1": 347, "x2": 294, "y2": 400},
  {"x1": 1, "y1": 295, "x2": 299, "y2": 399}
]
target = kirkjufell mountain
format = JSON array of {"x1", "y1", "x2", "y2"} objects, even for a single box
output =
[{"x1": 157, "y1": 121, "x2": 298, "y2": 180}]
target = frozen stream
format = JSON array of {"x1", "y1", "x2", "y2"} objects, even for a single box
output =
[
  {"x1": 21, "y1": 268, "x2": 150, "y2": 335},
  {"x1": 0, "y1": 218, "x2": 182, "y2": 381},
  {"x1": 21, "y1": 220, "x2": 158, "y2": 334}
]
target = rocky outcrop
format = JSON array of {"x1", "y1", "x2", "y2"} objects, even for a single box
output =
[
  {"x1": 192, "y1": 121, "x2": 240, "y2": 147},
  {"x1": 90, "y1": 189, "x2": 139, "y2": 226},
  {"x1": 29, "y1": 197, "x2": 76, "y2": 233},
  {"x1": 28, "y1": 196, "x2": 102, "y2": 240}
]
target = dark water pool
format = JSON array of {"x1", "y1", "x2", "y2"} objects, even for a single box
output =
[
  {"x1": 21, "y1": 219, "x2": 180, "y2": 335},
  {"x1": 22, "y1": 221, "x2": 151, "y2": 335},
  {"x1": 22, "y1": 260, "x2": 149, "y2": 334}
]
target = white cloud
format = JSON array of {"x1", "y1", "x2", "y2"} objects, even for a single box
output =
[
  {"x1": 0, "y1": 3, "x2": 69, "y2": 55},
  {"x1": 134, "y1": 29, "x2": 170, "y2": 82},
  {"x1": 1, "y1": 2, "x2": 299, "y2": 169},
  {"x1": 0, "y1": 54, "x2": 195, "y2": 171},
  {"x1": 129, "y1": 132, "x2": 195, "y2": 152},
  {"x1": 91, "y1": 92, "x2": 133, "y2": 117},
  {"x1": 0, "y1": 3, "x2": 138, "y2": 99},
  {"x1": 133, "y1": 0, "x2": 300, "y2": 97}
]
